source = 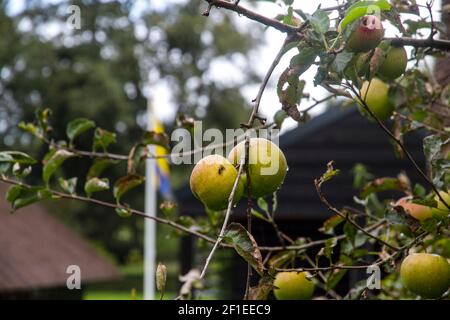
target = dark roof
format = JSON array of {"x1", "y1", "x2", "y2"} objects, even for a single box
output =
[
  {"x1": 0, "y1": 183, "x2": 120, "y2": 292},
  {"x1": 177, "y1": 106, "x2": 426, "y2": 221}
]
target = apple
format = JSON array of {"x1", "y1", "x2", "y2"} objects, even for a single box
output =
[
  {"x1": 394, "y1": 196, "x2": 448, "y2": 221},
  {"x1": 228, "y1": 138, "x2": 287, "y2": 198},
  {"x1": 377, "y1": 46, "x2": 408, "y2": 80},
  {"x1": 434, "y1": 191, "x2": 450, "y2": 211},
  {"x1": 346, "y1": 15, "x2": 384, "y2": 53},
  {"x1": 190, "y1": 154, "x2": 244, "y2": 211},
  {"x1": 400, "y1": 253, "x2": 450, "y2": 299},
  {"x1": 273, "y1": 271, "x2": 315, "y2": 300},
  {"x1": 359, "y1": 78, "x2": 394, "y2": 121}
]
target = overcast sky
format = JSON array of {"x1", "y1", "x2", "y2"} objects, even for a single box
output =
[{"x1": 7, "y1": 0, "x2": 442, "y2": 129}]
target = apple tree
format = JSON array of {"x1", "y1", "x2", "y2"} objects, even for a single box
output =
[{"x1": 1, "y1": 0, "x2": 450, "y2": 300}]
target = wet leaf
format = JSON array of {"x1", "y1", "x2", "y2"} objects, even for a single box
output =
[
  {"x1": 113, "y1": 174, "x2": 145, "y2": 203},
  {"x1": 66, "y1": 118, "x2": 95, "y2": 144},
  {"x1": 85, "y1": 177, "x2": 110, "y2": 197},
  {"x1": 42, "y1": 150, "x2": 75, "y2": 184}
]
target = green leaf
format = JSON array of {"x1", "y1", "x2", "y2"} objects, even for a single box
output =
[
  {"x1": 251, "y1": 209, "x2": 270, "y2": 222},
  {"x1": 223, "y1": 223, "x2": 264, "y2": 276},
  {"x1": 142, "y1": 131, "x2": 170, "y2": 151},
  {"x1": 93, "y1": 128, "x2": 116, "y2": 152},
  {"x1": 116, "y1": 207, "x2": 133, "y2": 218},
  {"x1": 257, "y1": 197, "x2": 269, "y2": 214},
  {"x1": 84, "y1": 177, "x2": 110, "y2": 197},
  {"x1": 320, "y1": 214, "x2": 346, "y2": 235},
  {"x1": 58, "y1": 177, "x2": 77, "y2": 194},
  {"x1": 87, "y1": 158, "x2": 119, "y2": 179},
  {"x1": 340, "y1": 0, "x2": 392, "y2": 32},
  {"x1": 317, "y1": 161, "x2": 340, "y2": 186},
  {"x1": 343, "y1": 221, "x2": 357, "y2": 246},
  {"x1": 317, "y1": 237, "x2": 338, "y2": 262},
  {"x1": 360, "y1": 177, "x2": 409, "y2": 198},
  {"x1": 309, "y1": 10, "x2": 330, "y2": 34},
  {"x1": 66, "y1": 118, "x2": 95, "y2": 144},
  {"x1": 42, "y1": 150, "x2": 75, "y2": 184},
  {"x1": 113, "y1": 174, "x2": 145, "y2": 203},
  {"x1": 0, "y1": 151, "x2": 36, "y2": 165},
  {"x1": 6, "y1": 185, "x2": 52, "y2": 212},
  {"x1": 333, "y1": 52, "x2": 354, "y2": 74},
  {"x1": 12, "y1": 163, "x2": 32, "y2": 179},
  {"x1": 18, "y1": 122, "x2": 41, "y2": 137},
  {"x1": 35, "y1": 108, "x2": 53, "y2": 136}
]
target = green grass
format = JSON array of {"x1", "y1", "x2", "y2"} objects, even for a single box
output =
[{"x1": 84, "y1": 290, "x2": 176, "y2": 300}]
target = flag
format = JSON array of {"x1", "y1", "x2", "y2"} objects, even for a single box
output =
[{"x1": 152, "y1": 118, "x2": 173, "y2": 200}]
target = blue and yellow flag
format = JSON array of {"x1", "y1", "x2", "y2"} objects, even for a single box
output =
[{"x1": 152, "y1": 119, "x2": 173, "y2": 200}]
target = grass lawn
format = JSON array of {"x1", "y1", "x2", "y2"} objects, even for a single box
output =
[{"x1": 83, "y1": 262, "x2": 178, "y2": 300}]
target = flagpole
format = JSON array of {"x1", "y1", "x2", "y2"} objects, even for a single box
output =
[{"x1": 144, "y1": 97, "x2": 156, "y2": 300}]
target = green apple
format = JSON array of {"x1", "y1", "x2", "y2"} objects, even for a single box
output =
[
  {"x1": 377, "y1": 46, "x2": 407, "y2": 80},
  {"x1": 394, "y1": 197, "x2": 448, "y2": 221},
  {"x1": 190, "y1": 154, "x2": 244, "y2": 211},
  {"x1": 400, "y1": 253, "x2": 450, "y2": 299},
  {"x1": 359, "y1": 78, "x2": 394, "y2": 121},
  {"x1": 228, "y1": 138, "x2": 287, "y2": 198},
  {"x1": 346, "y1": 15, "x2": 384, "y2": 53},
  {"x1": 273, "y1": 271, "x2": 315, "y2": 300}
]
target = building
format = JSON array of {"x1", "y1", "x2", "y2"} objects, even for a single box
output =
[
  {"x1": 0, "y1": 184, "x2": 120, "y2": 299},
  {"x1": 176, "y1": 106, "x2": 426, "y2": 299}
]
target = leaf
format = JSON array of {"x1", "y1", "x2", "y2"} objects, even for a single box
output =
[
  {"x1": 0, "y1": 151, "x2": 36, "y2": 165},
  {"x1": 84, "y1": 177, "x2": 110, "y2": 197},
  {"x1": 58, "y1": 177, "x2": 77, "y2": 194},
  {"x1": 160, "y1": 201, "x2": 178, "y2": 219},
  {"x1": 93, "y1": 128, "x2": 116, "y2": 152},
  {"x1": 6, "y1": 185, "x2": 52, "y2": 212},
  {"x1": 12, "y1": 163, "x2": 32, "y2": 179},
  {"x1": 268, "y1": 250, "x2": 295, "y2": 268},
  {"x1": 317, "y1": 237, "x2": 338, "y2": 263},
  {"x1": 18, "y1": 122, "x2": 41, "y2": 137},
  {"x1": 257, "y1": 197, "x2": 269, "y2": 214},
  {"x1": 42, "y1": 150, "x2": 75, "y2": 184},
  {"x1": 309, "y1": 10, "x2": 330, "y2": 34},
  {"x1": 66, "y1": 118, "x2": 95, "y2": 144},
  {"x1": 116, "y1": 207, "x2": 133, "y2": 218},
  {"x1": 127, "y1": 144, "x2": 148, "y2": 174},
  {"x1": 35, "y1": 108, "x2": 53, "y2": 136},
  {"x1": 113, "y1": 174, "x2": 145, "y2": 203},
  {"x1": 340, "y1": 0, "x2": 392, "y2": 32},
  {"x1": 142, "y1": 131, "x2": 170, "y2": 151},
  {"x1": 87, "y1": 158, "x2": 119, "y2": 179},
  {"x1": 320, "y1": 214, "x2": 345, "y2": 235},
  {"x1": 360, "y1": 177, "x2": 409, "y2": 198},
  {"x1": 333, "y1": 52, "x2": 354, "y2": 74},
  {"x1": 317, "y1": 161, "x2": 340, "y2": 187},
  {"x1": 156, "y1": 262, "x2": 167, "y2": 300},
  {"x1": 343, "y1": 221, "x2": 357, "y2": 245},
  {"x1": 248, "y1": 275, "x2": 275, "y2": 300},
  {"x1": 223, "y1": 223, "x2": 264, "y2": 276}
]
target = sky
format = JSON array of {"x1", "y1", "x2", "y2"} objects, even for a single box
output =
[{"x1": 7, "y1": 0, "x2": 442, "y2": 129}]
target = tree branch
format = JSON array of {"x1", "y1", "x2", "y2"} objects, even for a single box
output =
[
  {"x1": 204, "y1": 0, "x2": 300, "y2": 34},
  {"x1": 386, "y1": 37, "x2": 450, "y2": 51}
]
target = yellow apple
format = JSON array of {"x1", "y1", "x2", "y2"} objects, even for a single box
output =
[
  {"x1": 190, "y1": 154, "x2": 244, "y2": 211},
  {"x1": 228, "y1": 138, "x2": 287, "y2": 198},
  {"x1": 359, "y1": 78, "x2": 394, "y2": 121},
  {"x1": 400, "y1": 253, "x2": 450, "y2": 299},
  {"x1": 273, "y1": 271, "x2": 315, "y2": 300}
]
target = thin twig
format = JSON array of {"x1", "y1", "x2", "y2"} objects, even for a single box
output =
[
  {"x1": 314, "y1": 171, "x2": 400, "y2": 251},
  {"x1": 199, "y1": 142, "x2": 247, "y2": 279},
  {"x1": 349, "y1": 84, "x2": 450, "y2": 211}
]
